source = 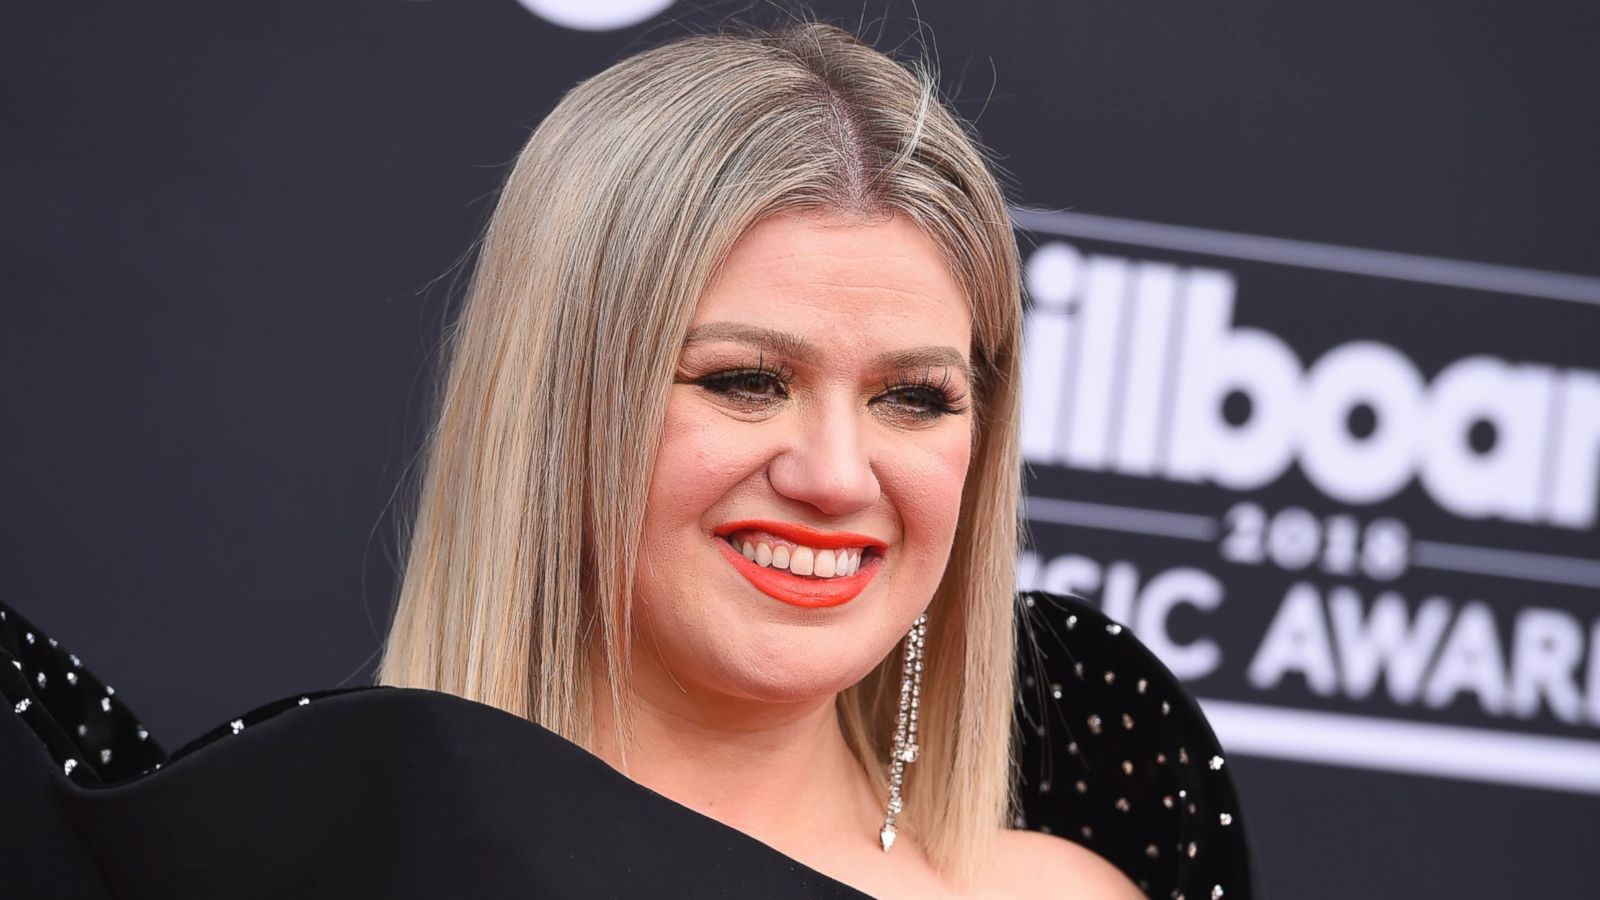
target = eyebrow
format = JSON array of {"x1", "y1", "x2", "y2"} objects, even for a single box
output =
[{"x1": 682, "y1": 322, "x2": 972, "y2": 382}]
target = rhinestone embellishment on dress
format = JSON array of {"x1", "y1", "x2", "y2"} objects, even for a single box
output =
[{"x1": 1009, "y1": 592, "x2": 1248, "y2": 900}]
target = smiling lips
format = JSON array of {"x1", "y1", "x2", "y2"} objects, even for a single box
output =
[{"x1": 713, "y1": 519, "x2": 887, "y2": 608}]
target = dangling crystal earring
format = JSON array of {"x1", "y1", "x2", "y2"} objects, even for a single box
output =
[{"x1": 880, "y1": 612, "x2": 926, "y2": 852}]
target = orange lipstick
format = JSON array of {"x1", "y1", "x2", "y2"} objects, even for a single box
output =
[{"x1": 712, "y1": 520, "x2": 887, "y2": 608}]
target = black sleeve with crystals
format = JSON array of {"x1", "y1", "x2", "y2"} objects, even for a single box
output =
[
  {"x1": 0, "y1": 603, "x2": 167, "y2": 785},
  {"x1": 1013, "y1": 590, "x2": 1261, "y2": 900}
]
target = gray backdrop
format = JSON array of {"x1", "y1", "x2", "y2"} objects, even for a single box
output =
[{"x1": 3, "y1": 2, "x2": 1596, "y2": 898}]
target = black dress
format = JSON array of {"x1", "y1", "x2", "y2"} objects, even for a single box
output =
[{"x1": 0, "y1": 592, "x2": 1259, "y2": 899}]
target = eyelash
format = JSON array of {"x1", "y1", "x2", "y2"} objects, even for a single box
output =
[
  {"x1": 693, "y1": 356, "x2": 969, "y2": 421},
  {"x1": 882, "y1": 369, "x2": 970, "y2": 419}
]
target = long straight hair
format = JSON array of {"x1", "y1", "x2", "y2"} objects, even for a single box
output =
[{"x1": 377, "y1": 22, "x2": 1023, "y2": 888}]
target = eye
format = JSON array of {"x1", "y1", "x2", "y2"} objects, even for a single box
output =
[
  {"x1": 700, "y1": 370, "x2": 785, "y2": 398},
  {"x1": 875, "y1": 370, "x2": 969, "y2": 421},
  {"x1": 878, "y1": 386, "x2": 956, "y2": 418},
  {"x1": 693, "y1": 356, "x2": 793, "y2": 407}
]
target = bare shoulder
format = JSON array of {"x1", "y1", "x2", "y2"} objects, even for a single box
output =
[{"x1": 978, "y1": 828, "x2": 1145, "y2": 900}]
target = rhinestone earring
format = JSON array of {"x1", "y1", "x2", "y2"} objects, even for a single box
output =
[{"x1": 879, "y1": 612, "x2": 926, "y2": 852}]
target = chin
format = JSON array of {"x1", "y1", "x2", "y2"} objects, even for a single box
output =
[
  {"x1": 632, "y1": 556, "x2": 922, "y2": 706},
  {"x1": 718, "y1": 633, "x2": 886, "y2": 703},
  {"x1": 646, "y1": 617, "x2": 880, "y2": 706}
]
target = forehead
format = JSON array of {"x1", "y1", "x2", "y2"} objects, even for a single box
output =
[{"x1": 691, "y1": 212, "x2": 972, "y2": 347}]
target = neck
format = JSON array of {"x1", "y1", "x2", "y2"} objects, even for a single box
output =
[{"x1": 587, "y1": 649, "x2": 884, "y2": 853}]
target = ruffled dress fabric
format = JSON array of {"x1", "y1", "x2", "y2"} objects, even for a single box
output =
[{"x1": 0, "y1": 592, "x2": 1258, "y2": 899}]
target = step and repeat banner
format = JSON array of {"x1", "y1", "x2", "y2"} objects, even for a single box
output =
[
  {"x1": 2, "y1": 2, "x2": 1594, "y2": 898},
  {"x1": 1015, "y1": 212, "x2": 1600, "y2": 794}
]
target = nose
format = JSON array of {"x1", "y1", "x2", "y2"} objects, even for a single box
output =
[{"x1": 767, "y1": 398, "x2": 881, "y2": 517}]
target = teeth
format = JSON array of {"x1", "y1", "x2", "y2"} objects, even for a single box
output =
[{"x1": 726, "y1": 532, "x2": 871, "y2": 579}]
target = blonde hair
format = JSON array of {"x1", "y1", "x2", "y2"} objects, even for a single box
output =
[{"x1": 378, "y1": 21, "x2": 1023, "y2": 888}]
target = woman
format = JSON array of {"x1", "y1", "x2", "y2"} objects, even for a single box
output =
[
  {"x1": 375, "y1": 19, "x2": 1233, "y2": 897},
  {"x1": 0, "y1": 21, "x2": 1254, "y2": 900}
]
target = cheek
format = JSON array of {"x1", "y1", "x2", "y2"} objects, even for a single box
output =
[
  {"x1": 641, "y1": 394, "x2": 749, "y2": 544},
  {"x1": 884, "y1": 425, "x2": 973, "y2": 557},
  {"x1": 634, "y1": 397, "x2": 734, "y2": 645}
]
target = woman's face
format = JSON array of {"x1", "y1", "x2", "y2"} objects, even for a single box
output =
[{"x1": 631, "y1": 211, "x2": 975, "y2": 709}]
